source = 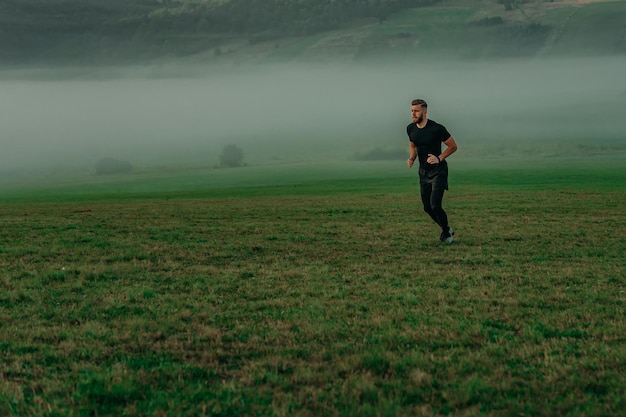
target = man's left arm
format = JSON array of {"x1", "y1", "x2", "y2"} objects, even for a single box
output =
[{"x1": 439, "y1": 136, "x2": 457, "y2": 162}]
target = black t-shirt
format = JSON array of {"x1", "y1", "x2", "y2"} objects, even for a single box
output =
[{"x1": 406, "y1": 119, "x2": 451, "y2": 169}]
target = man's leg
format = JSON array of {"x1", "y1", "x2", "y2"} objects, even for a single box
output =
[
  {"x1": 430, "y1": 182, "x2": 449, "y2": 236},
  {"x1": 430, "y1": 166, "x2": 453, "y2": 241},
  {"x1": 420, "y1": 180, "x2": 441, "y2": 227}
]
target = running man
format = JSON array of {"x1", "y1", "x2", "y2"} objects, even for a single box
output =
[{"x1": 407, "y1": 99, "x2": 458, "y2": 243}]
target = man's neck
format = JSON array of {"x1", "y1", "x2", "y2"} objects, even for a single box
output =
[{"x1": 416, "y1": 118, "x2": 428, "y2": 129}]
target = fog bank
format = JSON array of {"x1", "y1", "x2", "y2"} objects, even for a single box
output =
[{"x1": 1, "y1": 56, "x2": 625, "y2": 172}]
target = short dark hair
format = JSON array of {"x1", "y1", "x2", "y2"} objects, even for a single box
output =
[{"x1": 411, "y1": 99, "x2": 427, "y2": 108}]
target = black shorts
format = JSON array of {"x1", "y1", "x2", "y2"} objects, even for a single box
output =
[{"x1": 419, "y1": 162, "x2": 449, "y2": 191}]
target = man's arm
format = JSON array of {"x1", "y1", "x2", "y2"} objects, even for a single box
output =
[
  {"x1": 439, "y1": 136, "x2": 457, "y2": 161},
  {"x1": 407, "y1": 141, "x2": 417, "y2": 168},
  {"x1": 427, "y1": 136, "x2": 457, "y2": 165}
]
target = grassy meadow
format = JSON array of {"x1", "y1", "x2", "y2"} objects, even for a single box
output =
[
  {"x1": 1, "y1": 154, "x2": 625, "y2": 416},
  {"x1": 2, "y1": 0, "x2": 626, "y2": 414}
]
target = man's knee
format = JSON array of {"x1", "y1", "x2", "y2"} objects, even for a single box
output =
[{"x1": 430, "y1": 202, "x2": 442, "y2": 212}]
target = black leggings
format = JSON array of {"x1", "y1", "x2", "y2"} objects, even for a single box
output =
[{"x1": 419, "y1": 164, "x2": 449, "y2": 231}]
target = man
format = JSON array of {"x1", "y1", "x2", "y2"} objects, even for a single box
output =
[{"x1": 407, "y1": 99, "x2": 458, "y2": 243}]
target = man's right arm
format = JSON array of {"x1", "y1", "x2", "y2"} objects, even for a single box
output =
[{"x1": 407, "y1": 141, "x2": 417, "y2": 168}]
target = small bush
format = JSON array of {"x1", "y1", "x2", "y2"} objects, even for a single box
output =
[{"x1": 219, "y1": 144, "x2": 244, "y2": 168}]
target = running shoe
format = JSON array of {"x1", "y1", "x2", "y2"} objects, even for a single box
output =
[{"x1": 445, "y1": 228, "x2": 455, "y2": 244}]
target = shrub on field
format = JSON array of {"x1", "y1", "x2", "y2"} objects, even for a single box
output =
[
  {"x1": 95, "y1": 157, "x2": 133, "y2": 175},
  {"x1": 219, "y1": 144, "x2": 245, "y2": 168}
]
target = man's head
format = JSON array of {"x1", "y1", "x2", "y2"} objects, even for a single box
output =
[{"x1": 411, "y1": 99, "x2": 428, "y2": 125}]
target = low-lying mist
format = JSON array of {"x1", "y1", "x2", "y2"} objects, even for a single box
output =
[{"x1": 1, "y1": 56, "x2": 625, "y2": 173}]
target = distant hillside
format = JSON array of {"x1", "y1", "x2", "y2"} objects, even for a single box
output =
[{"x1": 1, "y1": 0, "x2": 624, "y2": 66}]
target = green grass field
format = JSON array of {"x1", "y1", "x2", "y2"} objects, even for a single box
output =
[{"x1": 1, "y1": 155, "x2": 625, "y2": 416}]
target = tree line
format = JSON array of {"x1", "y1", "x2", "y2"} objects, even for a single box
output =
[
  {"x1": 0, "y1": 0, "x2": 439, "y2": 64},
  {"x1": 152, "y1": 0, "x2": 439, "y2": 36}
]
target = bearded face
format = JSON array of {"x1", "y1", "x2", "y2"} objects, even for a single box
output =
[{"x1": 411, "y1": 104, "x2": 426, "y2": 125}]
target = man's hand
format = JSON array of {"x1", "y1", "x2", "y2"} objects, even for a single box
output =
[
  {"x1": 407, "y1": 158, "x2": 415, "y2": 168},
  {"x1": 427, "y1": 154, "x2": 440, "y2": 165}
]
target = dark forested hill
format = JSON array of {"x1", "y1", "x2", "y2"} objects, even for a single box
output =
[
  {"x1": 0, "y1": 0, "x2": 438, "y2": 64},
  {"x1": 1, "y1": 0, "x2": 624, "y2": 66}
]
